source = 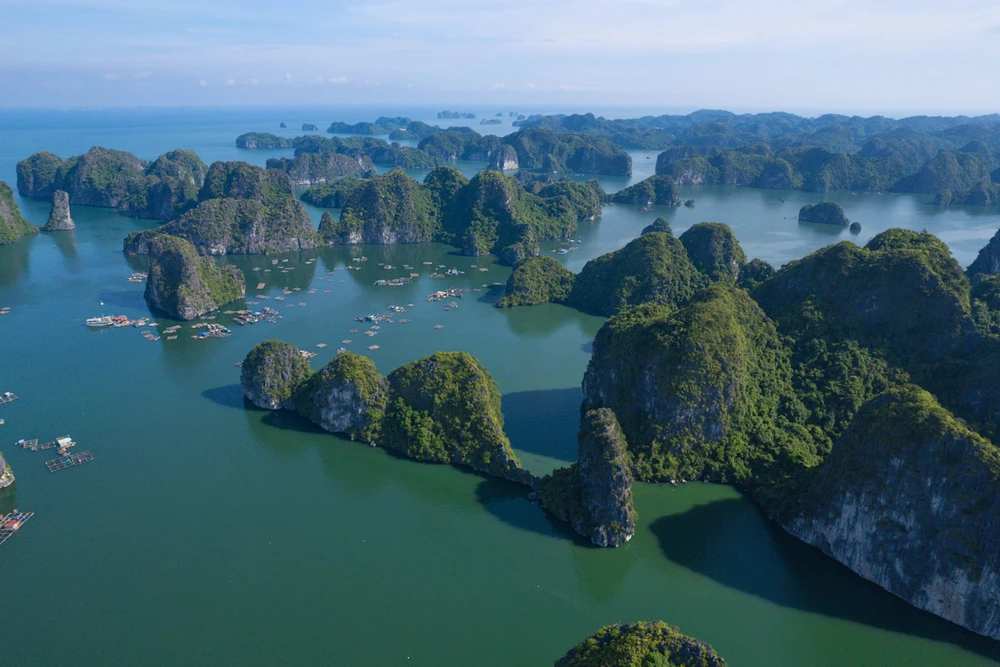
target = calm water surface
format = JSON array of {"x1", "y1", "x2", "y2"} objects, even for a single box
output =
[{"x1": 1, "y1": 108, "x2": 1000, "y2": 665}]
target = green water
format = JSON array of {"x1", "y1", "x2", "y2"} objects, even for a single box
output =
[{"x1": 2, "y1": 108, "x2": 1000, "y2": 665}]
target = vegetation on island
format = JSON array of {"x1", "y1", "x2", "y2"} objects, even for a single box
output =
[
  {"x1": 0, "y1": 181, "x2": 38, "y2": 245},
  {"x1": 236, "y1": 132, "x2": 294, "y2": 149},
  {"x1": 239, "y1": 346, "x2": 533, "y2": 484},
  {"x1": 555, "y1": 621, "x2": 727, "y2": 667},
  {"x1": 609, "y1": 174, "x2": 681, "y2": 206},
  {"x1": 679, "y1": 222, "x2": 747, "y2": 282},
  {"x1": 144, "y1": 234, "x2": 245, "y2": 321},
  {"x1": 288, "y1": 135, "x2": 440, "y2": 169},
  {"x1": 265, "y1": 153, "x2": 375, "y2": 185},
  {"x1": 496, "y1": 256, "x2": 576, "y2": 308},
  {"x1": 798, "y1": 202, "x2": 849, "y2": 225},
  {"x1": 300, "y1": 179, "x2": 366, "y2": 208}
]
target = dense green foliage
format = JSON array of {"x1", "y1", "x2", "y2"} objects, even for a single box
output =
[
  {"x1": 241, "y1": 340, "x2": 314, "y2": 407},
  {"x1": 381, "y1": 352, "x2": 530, "y2": 481},
  {"x1": 502, "y1": 127, "x2": 632, "y2": 176},
  {"x1": 679, "y1": 222, "x2": 747, "y2": 281},
  {"x1": 496, "y1": 256, "x2": 576, "y2": 307},
  {"x1": 324, "y1": 169, "x2": 440, "y2": 244},
  {"x1": 300, "y1": 179, "x2": 366, "y2": 208},
  {"x1": 735, "y1": 258, "x2": 775, "y2": 289},
  {"x1": 265, "y1": 153, "x2": 375, "y2": 185},
  {"x1": 798, "y1": 202, "x2": 849, "y2": 225},
  {"x1": 0, "y1": 181, "x2": 38, "y2": 245},
  {"x1": 584, "y1": 285, "x2": 820, "y2": 486},
  {"x1": 327, "y1": 116, "x2": 412, "y2": 136},
  {"x1": 570, "y1": 231, "x2": 706, "y2": 316},
  {"x1": 641, "y1": 217, "x2": 672, "y2": 235},
  {"x1": 972, "y1": 275, "x2": 1000, "y2": 335},
  {"x1": 536, "y1": 181, "x2": 602, "y2": 222},
  {"x1": 555, "y1": 621, "x2": 727, "y2": 667},
  {"x1": 609, "y1": 175, "x2": 680, "y2": 205},
  {"x1": 418, "y1": 130, "x2": 502, "y2": 161},
  {"x1": 539, "y1": 464, "x2": 587, "y2": 531},
  {"x1": 290, "y1": 135, "x2": 440, "y2": 169}
]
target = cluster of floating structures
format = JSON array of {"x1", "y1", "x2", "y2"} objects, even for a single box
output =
[
  {"x1": 126, "y1": 272, "x2": 147, "y2": 283},
  {"x1": 427, "y1": 288, "x2": 467, "y2": 302},
  {"x1": 430, "y1": 268, "x2": 464, "y2": 278},
  {"x1": 0, "y1": 307, "x2": 10, "y2": 316},
  {"x1": 231, "y1": 307, "x2": 282, "y2": 326},
  {"x1": 85, "y1": 315, "x2": 153, "y2": 328},
  {"x1": 372, "y1": 277, "x2": 412, "y2": 287},
  {"x1": 192, "y1": 323, "x2": 231, "y2": 340}
]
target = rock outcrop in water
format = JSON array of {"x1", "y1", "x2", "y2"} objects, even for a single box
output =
[
  {"x1": 784, "y1": 384, "x2": 1000, "y2": 641},
  {"x1": 798, "y1": 201, "x2": 849, "y2": 225},
  {"x1": 0, "y1": 181, "x2": 38, "y2": 245},
  {"x1": 556, "y1": 621, "x2": 727, "y2": 667},
  {"x1": 0, "y1": 452, "x2": 13, "y2": 490},
  {"x1": 241, "y1": 340, "x2": 313, "y2": 410},
  {"x1": 235, "y1": 132, "x2": 293, "y2": 149},
  {"x1": 293, "y1": 352, "x2": 388, "y2": 441},
  {"x1": 302, "y1": 123, "x2": 318, "y2": 131},
  {"x1": 540, "y1": 408, "x2": 636, "y2": 547},
  {"x1": 610, "y1": 175, "x2": 680, "y2": 206},
  {"x1": 238, "y1": 346, "x2": 534, "y2": 484},
  {"x1": 41, "y1": 190, "x2": 74, "y2": 231},
  {"x1": 144, "y1": 234, "x2": 245, "y2": 320},
  {"x1": 496, "y1": 256, "x2": 576, "y2": 308}
]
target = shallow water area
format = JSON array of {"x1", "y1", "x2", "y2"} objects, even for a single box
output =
[{"x1": 1, "y1": 108, "x2": 1000, "y2": 665}]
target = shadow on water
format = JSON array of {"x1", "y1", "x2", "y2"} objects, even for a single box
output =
[
  {"x1": 0, "y1": 484, "x2": 16, "y2": 516},
  {"x1": 202, "y1": 384, "x2": 247, "y2": 410},
  {"x1": 570, "y1": 535, "x2": 636, "y2": 603},
  {"x1": 474, "y1": 476, "x2": 590, "y2": 545},
  {"x1": 96, "y1": 289, "x2": 147, "y2": 310},
  {"x1": 0, "y1": 238, "x2": 31, "y2": 288},
  {"x1": 502, "y1": 388, "x2": 581, "y2": 462},
  {"x1": 651, "y1": 497, "x2": 1000, "y2": 661},
  {"x1": 48, "y1": 230, "x2": 78, "y2": 260}
]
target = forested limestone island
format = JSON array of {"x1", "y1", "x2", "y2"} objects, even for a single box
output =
[
  {"x1": 556, "y1": 622, "x2": 726, "y2": 667},
  {"x1": 265, "y1": 152, "x2": 376, "y2": 185},
  {"x1": 798, "y1": 201, "x2": 849, "y2": 225},
  {"x1": 480, "y1": 118, "x2": 503, "y2": 125},
  {"x1": 0, "y1": 181, "x2": 38, "y2": 245},
  {"x1": 123, "y1": 161, "x2": 317, "y2": 255},
  {"x1": 542, "y1": 220, "x2": 1000, "y2": 638},
  {"x1": 315, "y1": 167, "x2": 601, "y2": 265},
  {"x1": 17, "y1": 147, "x2": 209, "y2": 220},
  {"x1": 143, "y1": 234, "x2": 245, "y2": 320},
  {"x1": 240, "y1": 346, "x2": 533, "y2": 484},
  {"x1": 235, "y1": 132, "x2": 294, "y2": 149},
  {"x1": 327, "y1": 116, "x2": 412, "y2": 136},
  {"x1": 301, "y1": 123, "x2": 318, "y2": 131},
  {"x1": 497, "y1": 219, "x2": 755, "y2": 314},
  {"x1": 438, "y1": 111, "x2": 475, "y2": 119}
]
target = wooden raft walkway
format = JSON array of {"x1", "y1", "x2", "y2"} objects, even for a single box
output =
[
  {"x1": 0, "y1": 511, "x2": 33, "y2": 548},
  {"x1": 0, "y1": 393, "x2": 19, "y2": 405},
  {"x1": 18, "y1": 438, "x2": 66, "y2": 452},
  {"x1": 45, "y1": 451, "x2": 93, "y2": 472}
]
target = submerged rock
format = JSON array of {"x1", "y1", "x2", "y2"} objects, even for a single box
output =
[
  {"x1": 798, "y1": 201, "x2": 849, "y2": 225},
  {"x1": 240, "y1": 340, "x2": 313, "y2": 411},
  {"x1": 144, "y1": 234, "x2": 245, "y2": 320},
  {"x1": 41, "y1": 190, "x2": 74, "y2": 231},
  {"x1": 555, "y1": 621, "x2": 727, "y2": 667},
  {"x1": 294, "y1": 352, "x2": 388, "y2": 441},
  {"x1": 784, "y1": 384, "x2": 1000, "y2": 642}
]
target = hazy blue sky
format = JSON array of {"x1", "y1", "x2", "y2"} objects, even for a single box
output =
[{"x1": 2, "y1": 0, "x2": 999, "y2": 114}]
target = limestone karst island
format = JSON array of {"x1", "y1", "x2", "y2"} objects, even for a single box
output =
[{"x1": 5, "y1": 2, "x2": 1000, "y2": 665}]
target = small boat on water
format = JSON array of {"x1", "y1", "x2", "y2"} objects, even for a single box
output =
[{"x1": 86, "y1": 316, "x2": 113, "y2": 328}]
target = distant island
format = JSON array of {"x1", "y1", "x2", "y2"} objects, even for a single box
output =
[
  {"x1": 437, "y1": 111, "x2": 475, "y2": 119},
  {"x1": 557, "y1": 622, "x2": 726, "y2": 666},
  {"x1": 798, "y1": 201, "x2": 849, "y2": 225}
]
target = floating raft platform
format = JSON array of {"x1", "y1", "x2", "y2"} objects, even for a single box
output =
[
  {"x1": 45, "y1": 450, "x2": 94, "y2": 472},
  {"x1": 16, "y1": 438, "x2": 39, "y2": 450},
  {"x1": 0, "y1": 392, "x2": 19, "y2": 405},
  {"x1": 0, "y1": 511, "x2": 33, "y2": 548}
]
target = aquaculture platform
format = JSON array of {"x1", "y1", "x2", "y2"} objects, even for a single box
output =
[
  {"x1": 0, "y1": 392, "x2": 19, "y2": 405},
  {"x1": 16, "y1": 438, "x2": 39, "y2": 450},
  {"x1": 0, "y1": 511, "x2": 33, "y2": 548},
  {"x1": 19, "y1": 436, "x2": 73, "y2": 452},
  {"x1": 45, "y1": 450, "x2": 93, "y2": 472}
]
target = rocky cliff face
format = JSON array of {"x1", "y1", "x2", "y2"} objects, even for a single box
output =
[
  {"x1": 489, "y1": 145, "x2": 519, "y2": 171},
  {"x1": 240, "y1": 340, "x2": 313, "y2": 410},
  {"x1": 41, "y1": 190, "x2": 74, "y2": 231},
  {"x1": 144, "y1": 234, "x2": 245, "y2": 320},
  {"x1": 294, "y1": 352, "x2": 388, "y2": 441},
  {"x1": 124, "y1": 198, "x2": 318, "y2": 255},
  {"x1": 798, "y1": 202, "x2": 849, "y2": 225},
  {"x1": 968, "y1": 227, "x2": 1000, "y2": 282},
  {"x1": 556, "y1": 621, "x2": 727, "y2": 667},
  {"x1": 0, "y1": 181, "x2": 38, "y2": 245},
  {"x1": 784, "y1": 384, "x2": 1000, "y2": 641},
  {"x1": 577, "y1": 409, "x2": 636, "y2": 547}
]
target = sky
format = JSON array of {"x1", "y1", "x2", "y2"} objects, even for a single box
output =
[{"x1": 2, "y1": 0, "x2": 1000, "y2": 115}]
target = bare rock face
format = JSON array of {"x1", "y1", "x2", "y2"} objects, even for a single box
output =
[
  {"x1": 144, "y1": 234, "x2": 245, "y2": 320},
  {"x1": 968, "y1": 227, "x2": 1000, "y2": 283},
  {"x1": 784, "y1": 385, "x2": 1000, "y2": 641},
  {"x1": 489, "y1": 145, "x2": 519, "y2": 171},
  {"x1": 41, "y1": 190, "x2": 74, "y2": 231},
  {"x1": 240, "y1": 340, "x2": 313, "y2": 410},
  {"x1": 293, "y1": 352, "x2": 388, "y2": 442},
  {"x1": 577, "y1": 408, "x2": 636, "y2": 547}
]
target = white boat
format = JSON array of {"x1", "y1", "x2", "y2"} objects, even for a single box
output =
[{"x1": 86, "y1": 316, "x2": 113, "y2": 328}]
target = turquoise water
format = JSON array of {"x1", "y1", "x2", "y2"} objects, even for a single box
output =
[{"x1": 1, "y1": 108, "x2": 1000, "y2": 665}]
